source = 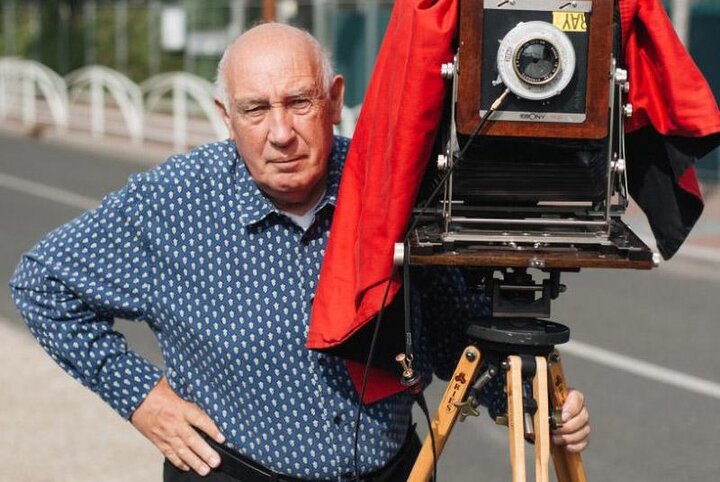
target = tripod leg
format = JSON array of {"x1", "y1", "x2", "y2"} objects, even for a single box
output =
[
  {"x1": 506, "y1": 355, "x2": 526, "y2": 482},
  {"x1": 407, "y1": 345, "x2": 483, "y2": 482},
  {"x1": 548, "y1": 350, "x2": 587, "y2": 482},
  {"x1": 533, "y1": 357, "x2": 550, "y2": 482}
]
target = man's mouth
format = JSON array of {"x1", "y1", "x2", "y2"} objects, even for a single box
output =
[
  {"x1": 269, "y1": 156, "x2": 302, "y2": 164},
  {"x1": 268, "y1": 156, "x2": 305, "y2": 172}
]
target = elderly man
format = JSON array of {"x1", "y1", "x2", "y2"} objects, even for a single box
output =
[{"x1": 10, "y1": 24, "x2": 589, "y2": 481}]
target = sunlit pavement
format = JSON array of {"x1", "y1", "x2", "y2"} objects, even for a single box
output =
[{"x1": 1, "y1": 129, "x2": 719, "y2": 482}]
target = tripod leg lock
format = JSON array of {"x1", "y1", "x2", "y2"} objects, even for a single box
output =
[{"x1": 454, "y1": 366, "x2": 497, "y2": 421}]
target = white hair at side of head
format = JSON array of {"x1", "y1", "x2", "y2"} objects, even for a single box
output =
[{"x1": 214, "y1": 23, "x2": 335, "y2": 110}]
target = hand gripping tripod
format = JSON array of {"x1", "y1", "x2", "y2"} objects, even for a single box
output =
[{"x1": 407, "y1": 268, "x2": 586, "y2": 482}]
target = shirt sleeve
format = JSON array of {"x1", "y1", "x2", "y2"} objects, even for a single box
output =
[{"x1": 9, "y1": 178, "x2": 162, "y2": 420}]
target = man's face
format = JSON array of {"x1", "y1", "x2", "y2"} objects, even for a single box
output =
[{"x1": 217, "y1": 31, "x2": 345, "y2": 214}]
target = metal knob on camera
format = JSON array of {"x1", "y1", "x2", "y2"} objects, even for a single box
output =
[
  {"x1": 623, "y1": 103, "x2": 633, "y2": 118},
  {"x1": 393, "y1": 243, "x2": 405, "y2": 266},
  {"x1": 441, "y1": 60, "x2": 456, "y2": 80},
  {"x1": 614, "y1": 67, "x2": 630, "y2": 94},
  {"x1": 437, "y1": 154, "x2": 449, "y2": 171},
  {"x1": 615, "y1": 68, "x2": 632, "y2": 116},
  {"x1": 611, "y1": 157, "x2": 626, "y2": 177},
  {"x1": 614, "y1": 67, "x2": 628, "y2": 85}
]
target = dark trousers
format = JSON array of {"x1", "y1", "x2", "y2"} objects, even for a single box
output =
[{"x1": 163, "y1": 430, "x2": 421, "y2": 482}]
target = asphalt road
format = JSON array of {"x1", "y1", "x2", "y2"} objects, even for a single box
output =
[{"x1": 1, "y1": 132, "x2": 719, "y2": 482}]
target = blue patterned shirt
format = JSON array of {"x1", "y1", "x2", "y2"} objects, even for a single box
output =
[{"x1": 10, "y1": 136, "x2": 499, "y2": 480}]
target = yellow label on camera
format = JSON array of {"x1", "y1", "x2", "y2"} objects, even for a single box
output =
[{"x1": 553, "y1": 12, "x2": 587, "y2": 32}]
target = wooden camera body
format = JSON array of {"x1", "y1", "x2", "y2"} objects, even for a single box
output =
[
  {"x1": 414, "y1": 0, "x2": 655, "y2": 268},
  {"x1": 457, "y1": 0, "x2": 613, "y2": 139}
]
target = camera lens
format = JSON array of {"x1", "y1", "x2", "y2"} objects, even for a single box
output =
[
  {"x1": 514, "y1": 39, "x2": 560, "y2": 85},
  {"x1": 497, "y1": 21, "x2": 575, "y2": 100}
]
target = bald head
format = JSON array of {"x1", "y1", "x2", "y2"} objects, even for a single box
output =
[
  {"x1": 212, "y1": 22, "x2": 345, "y2": 215},
  {"x1": 215, "y1": 23, "x2": 334, "y2": 109}
]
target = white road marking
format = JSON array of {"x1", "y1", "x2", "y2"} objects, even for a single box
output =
[
  {"x1": 2, "y1": 171, "x2": 720, "y2": 400},
  {"x1": 3, "y1": 169, "x2": 720, "y2": 264},
  {"x1": 632, "y1": 227, "x2": 720, "y2": 264},
  {"x1": 562, "y1": 340, "x2": 720, "y2": 400},
  {"x1": 676, "y1": 244, "x2": 720, "y2": 264},
  {"x1": 0, "y1": 172, "x2": 100, "y2": 210}
]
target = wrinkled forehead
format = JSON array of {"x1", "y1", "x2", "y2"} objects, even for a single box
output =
[{"x1": 225, "y1": 36, "x2": 322, "y2": 101}]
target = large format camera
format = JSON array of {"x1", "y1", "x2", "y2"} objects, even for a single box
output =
[
  {"x1": 415, "y1": 0, "x2": 653, "y2": 268},
  {"x1": 402, "y1": 6, "x2": 656, "y2": 477}
]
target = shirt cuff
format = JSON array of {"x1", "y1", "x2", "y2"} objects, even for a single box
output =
[{"x1": 94, "y1": 351, "x2": 164, "y2": 420}]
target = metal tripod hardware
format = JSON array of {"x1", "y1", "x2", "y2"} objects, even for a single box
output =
[
  {"x1": 395, "y1": 352, "x2": 422, "y2": 393},
  {"x1": 454, "y1": 367, "x2": 497, "y2": 422}
]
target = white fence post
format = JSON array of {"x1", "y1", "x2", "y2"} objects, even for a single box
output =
[
  {"x1": 173, "y1": 75, "x2": 188, "y2": 151},
  {"x1": 0, "y1": 65, "x2": 7, "y2": 120},
  {"x1": 22, "y1": 72, "x2": 36, "y2": 127},
  {"x1": 90, "y1": 72, "x2": 105, "y2": 139}
]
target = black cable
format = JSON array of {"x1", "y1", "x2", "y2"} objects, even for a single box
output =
[
  {"x1": 353, "y1": 270, "x2": 396, "y2": 482},
  {"x1": 416, "y1": 392, "x2": 437, "y2": 482},
  {"x1": 402, "y1": 245, "x2": 436, "y2": 480},
  {"x1": 403, "y1": 88, "x2": 511, "y2": 243},
  {"x1": 351, "y1": 89, "x2": 510, "y2": 481},
  {"x1": 403, "y1": 243, "x2": 413, "y2": 362}
]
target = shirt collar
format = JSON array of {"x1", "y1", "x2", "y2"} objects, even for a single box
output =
[{"x1": 233, "y1": 136, "x2": 348, "y2": 228}]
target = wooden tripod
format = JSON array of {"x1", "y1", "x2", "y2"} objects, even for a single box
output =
[
  {"x1": 396, "y1": 249, "x2": 650, "y2": 482},
  {"x1": 407, "y1": 347, "x2": 586, "y2": 482}
]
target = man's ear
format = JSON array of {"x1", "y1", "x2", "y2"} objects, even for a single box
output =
[
  {"x1": 214, "y1": 98, "x2": 234, "y2": 140},
  {"x1": 328, "y1": 75, "x2": 345, "y2": 125}
]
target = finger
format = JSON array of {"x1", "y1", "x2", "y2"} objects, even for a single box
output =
[
  {"x1": 185, "y1": 427, "x2": 222, "y2": 469},
  {"x1": 553, "y1": 424, "x2": 591, "y2": 446},
  {"x1": 165, "y1": 450, "x2": 190, "y2": 472},
  {"x1": 554, "y1": 407, "x2": 589, "y2": 435},
  {"x1": 565, "y1": 440, "x2": 589, "y2": 453},
  {"x1": 562, "y1": 389, "x2": 585, "y2": 422},
  {"x1": 175, "y1": 443, "x2": 212, "y2": 477},
  {"x1": 186, "y1": 403, "x2": 226, "y2": 444}
]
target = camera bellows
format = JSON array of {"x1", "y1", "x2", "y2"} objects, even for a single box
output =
[{"x1": 452, "y1": 137, "x2": 608, "y2": 203}]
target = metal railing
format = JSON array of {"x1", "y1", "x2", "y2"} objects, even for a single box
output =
[
  {"x1": 0, "y1": 57, "x2": 69, "y2": 132},
  {"x1": 66, "y1": 65, "x2": 144, "y2": 144},
  {"x1": 0, "y1": 57, "x2": 361, "y2": 151},
  {"x1": 141, "y1": 72, "x2": 227, "y2": 151}
]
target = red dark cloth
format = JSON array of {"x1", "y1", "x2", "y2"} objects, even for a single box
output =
[
  {"x1": 308, "y1": 0, "x2": 458, "y2": 403},
  {"x1": 620, "y1": 0, "x2": 720, "y2": 138},
  {"x1": 621, "y1": 0, "x2": 720, "y2": 258},
  {"x1": 309, "y1": 0, "x2": 720, "y2": 403}
]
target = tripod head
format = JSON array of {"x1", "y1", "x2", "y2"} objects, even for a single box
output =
[
  {"x1": 459, "y1": 267, "x2": 572, "y2": 434},
  {"x1": 465, "y1": 267, "x2": 571, "y2": 356}
]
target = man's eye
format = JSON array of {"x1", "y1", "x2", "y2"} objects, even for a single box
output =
[
  {"x1": 288, "y1": 98, "x2": 313, "y2": 111},
  {"x1": 242, "y1": 106, "x2": 269, "y2": 117}
]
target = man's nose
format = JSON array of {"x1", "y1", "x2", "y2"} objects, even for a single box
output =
[{"x1": 267, "y1": 107, "x2": 296, "y2": 147}]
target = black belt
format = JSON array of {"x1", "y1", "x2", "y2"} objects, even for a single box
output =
[{"x1": 198, "y1": 426, "x2": 420, "y2": 482}]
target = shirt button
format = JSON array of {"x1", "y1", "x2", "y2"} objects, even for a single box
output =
[
  {"x1": 317, "y1": 356, "x2": 327, "y2": 366},
  {"x1": 333, "y1": 414, "x2": 343, "y2": 425}
]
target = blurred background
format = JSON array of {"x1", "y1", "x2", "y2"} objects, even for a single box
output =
[
  {"x1": 1, "y1": 1, "x2": 719, "y2": 481},
  {"x1": 0, "y1": 0, "x2": 393, "y2": 105},
  {"x1": 0, "y1": 0, "x2": 717, "y2": 168}
]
